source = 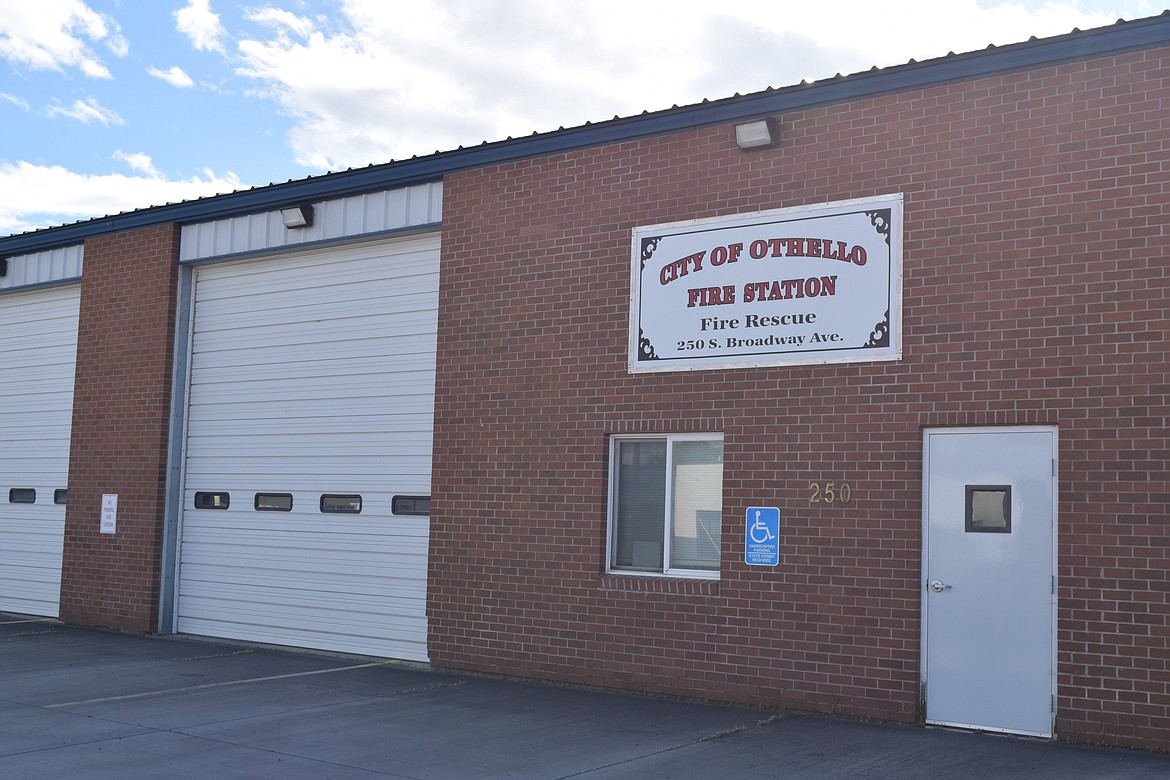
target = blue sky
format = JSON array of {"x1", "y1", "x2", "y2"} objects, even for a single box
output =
[{"x1": 0, "y1": 0, "x2": 1161, "y2": 237}]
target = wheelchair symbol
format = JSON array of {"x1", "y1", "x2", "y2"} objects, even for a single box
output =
[{"x1": 749, "y1": 509, "x2": 776, "y2": 543}]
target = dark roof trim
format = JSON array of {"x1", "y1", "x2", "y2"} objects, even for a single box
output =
[{"x1": 3, "y1": 13, "x2": 1168, "y2": 256}]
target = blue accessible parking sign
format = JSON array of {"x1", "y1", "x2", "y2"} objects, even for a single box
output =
[{"x1": 745, "y1": 506, "x2": 780, "y2": 566}]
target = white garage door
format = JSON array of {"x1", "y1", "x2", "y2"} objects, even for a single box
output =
[
  {"x1": 176, "y1": 234, "x2": 438, "y2": 661},
  {"x1": 0, "y1": 284, "x2": 80, "y2": 617}
]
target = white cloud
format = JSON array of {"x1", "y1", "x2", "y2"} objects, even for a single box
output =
[
  {"x1": 112, "y1": 150, "x2": 161, "y2": 177},
  {"x1": 148, "y1": 65, "x2": 195, "y2": 88},
  {"x1": 246, "y1": 7, "x2": 318, "y2": 40},
  {"x1": 0, "y1": 160, "x2": 244, "y2": 235},
  {"x1": 0, "y1": 92, "x2": 31, "y2": 110},
  {"x1": 175, "y1": 0, "x2": 227, "y2": 53},
  {"x1": 45, "y1": 96, "x2": 124, "y2": 125},
  {"x1": 0, "y1": 0, "x2": 125, "y2": 79},
  {"x1": 226, "y1": 0, "x2": 1144, "y2": 173}
]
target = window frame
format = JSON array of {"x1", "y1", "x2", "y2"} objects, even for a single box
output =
[
  {"x1": 254, "y1": 492, "x2": 294, "y2": 512},
  {"x1": 391, "y1": 495, "x2": 430, "y2": 516},
  {"x1": 9, "y1": 488, "x2": 36, "y2": 504},
  {"x1": 606, "y1": 432, "x2": 724, "y2": 580},
  {"x1": 965, "y1": 484, "x2": 1012, "y2": 534},
  {"x1": 193, "y1": 491, "x2": 230, "y2": 510}
]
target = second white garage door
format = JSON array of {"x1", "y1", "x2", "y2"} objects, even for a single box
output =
[{"x1": 175, "y1": 233, "x2": 438, "y2": 661}]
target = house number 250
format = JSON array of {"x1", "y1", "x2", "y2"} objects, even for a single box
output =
[{"x1": 809, "y1": 481, "x2": 852, "y2": 504}]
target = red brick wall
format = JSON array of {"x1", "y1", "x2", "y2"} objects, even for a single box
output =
[
  {"x1": 430, "y1": 47, "x2": 1170, "y2": 749},
  {"x1": 60, "y1": 223, "x2": 180, "y2": 631}
]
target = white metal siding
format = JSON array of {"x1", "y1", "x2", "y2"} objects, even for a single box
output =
[
  {"x1": 0, "y1": 245, "x2": 83, "y2": 291},
  {"x1": 176, "y1": 234, "x2": 438, "y2": 661},
  {"x1": 179, "y1": 182, "x2": 442, "y2": 263},
  {"x1": 0, "y1": 284, "x2": 80, "y2": 616}
]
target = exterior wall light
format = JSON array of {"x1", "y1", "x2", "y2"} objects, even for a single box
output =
[
  {"x1": 280, "y1": 204, "x2": 314, "y2": 229},
  {"x1": 734, "y1": 118, "x2": 778, "y2": 150}
]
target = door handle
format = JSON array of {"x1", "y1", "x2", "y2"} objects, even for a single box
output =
[{"x1": 929, "y1": 579, "x2": 952, "y2": 593}]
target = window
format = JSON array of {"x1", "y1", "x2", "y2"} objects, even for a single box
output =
[
  {"x1": 321, "y1": 494, "x2": 362, "y2": 514},
  {"x1": 392, "y1": 495, "x2": 430, "y2": 516},
  {"x1": 194, "y1": 491, "x2": 230, "y2": 509},
  {"x1": 608, "y1": 434, "x2": 723, "y2": 577},
  {"x1": 9, "y1": 488, "x2": 36, "y2": 504},
  {"x1": 966, "y1": 485, "x2": 1011, "y2": 533},
  {"x1": 54, "y1": 489, "x2": 68, "y2": 505},
  {"x1": 255, "y1": 493, "x2": 293, "y2": 511}
]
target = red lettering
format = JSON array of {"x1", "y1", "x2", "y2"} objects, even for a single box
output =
[
  {"x1": 687, "y1": 285, "x2": 737, "y2": 307},
  {"x1": 659, "y1": 251, "x2": 707, "y2": 285}
]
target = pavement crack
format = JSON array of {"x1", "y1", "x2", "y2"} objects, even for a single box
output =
[
  {"x1": 382, "y1": 679, "x2": 468, "y2": 697},
  {"x1": 0, "y1": 629, "x2": 61, "y2": 640},
  {"x1": 698, "y1": 725, "x2": 748, "y2": 741},
  {"x1": 44, "y1": 661, "x2": 391, "y2": 708},
  {"x1": 170, "y1": 648, "x2": 256, "y2": 662},
  {"x1": 555, "y1": 711, "x2": 784, "y2": 778}
]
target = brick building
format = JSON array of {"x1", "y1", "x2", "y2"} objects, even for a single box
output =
[{"x1": 0, "y1": 14, "x2": 1167, "y2": 750}]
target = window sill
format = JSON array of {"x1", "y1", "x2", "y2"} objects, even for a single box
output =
[{"x1": 599, "y1": 572, "x2": 720, "y2": 596}]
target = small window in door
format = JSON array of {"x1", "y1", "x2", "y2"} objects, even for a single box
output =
[
  {"x1": 966, "y1": 485, "x2": 1011, "y2": 533},
  {"x1": 392, "y1": 495, "x2": 430, "y2": 516},
  {"x1": 255, "y1": 493, "x2": 293, "y2": 511},
  {"x1": 54, "y1": 489, "x2": 68, "y2": 505},
  {"x1": 9, "y1": 488, "x2": 36, "y2": 504},
  {"x1": 320, "y1": 494, "x2": 362, "y2": 514},
  {"x1": 194, "y1": 491, "x2": 230, "y2": 509}
]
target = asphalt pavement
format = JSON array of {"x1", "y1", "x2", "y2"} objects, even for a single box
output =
[{"x1": 2, "y1": 613, "x2": 1168, "y2": 779}]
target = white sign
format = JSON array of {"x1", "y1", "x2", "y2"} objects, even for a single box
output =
[
  {"x1": 100, "y1": 494, "x2": 118, "y2": 534},
  {"x1": 630, "y1": 194, "x2": 902, "y2": 372}
]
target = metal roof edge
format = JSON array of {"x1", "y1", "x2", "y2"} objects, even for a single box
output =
[{"x1": 2, "y1": 12, "x2": 1167, "y2": 257}]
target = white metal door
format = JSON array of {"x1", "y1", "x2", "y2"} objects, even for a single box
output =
[
  {"x1": 923, "y1": 427, "x2": 1056, "y2": 736},
  {"x1": 175, "y1": 234, "x2": 438, "y2": 661},
  {"x1": 0, "y1": 285, "x2": 79, "y2": 617}
]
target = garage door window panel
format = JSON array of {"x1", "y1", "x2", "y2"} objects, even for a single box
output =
[
  {"x1": 9, "y1": 488, "x2": 36, "y2": 504},
  {"x1": 255, "y1": 493, "x2": 293, "y2": 512},
  {"x1": 392, "y1": 495, "x2": 430, "y2": 516},
  {"x1": 321, "y1": 494, "x2": 362, "y2": 514},
  {"x1": 194, "y1": 491, "x2": 230, "y2": 509}
]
